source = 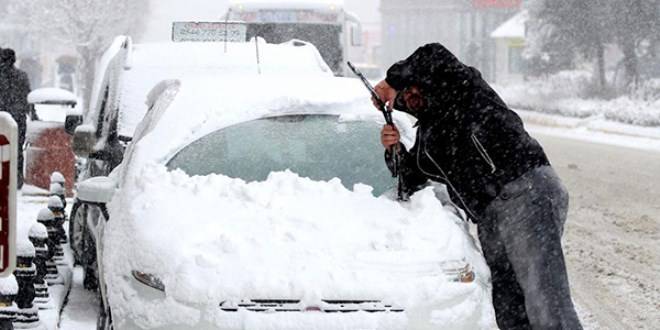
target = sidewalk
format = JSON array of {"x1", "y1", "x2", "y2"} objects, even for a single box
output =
[
  {"x1": 17, "y1": 192, "x2": 75, "y2": 330},
  {"x1": 517, "y1": 109, "x2": 660, "y2": 153}
]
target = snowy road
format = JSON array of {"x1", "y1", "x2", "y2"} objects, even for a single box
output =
[{"x1": 533, "y1": 133, "x2": 660, "y2": 330}]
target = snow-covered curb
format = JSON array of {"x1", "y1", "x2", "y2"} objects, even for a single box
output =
[
  {"x1": 515, "y1": 109, "x2": 660, "y2": 140},
  {"x1": 517, "y1": 109, "x2": 660, "y2": 152},
  {"x1": 492, "y1": 71, "x2": 660, "y2": 127}
]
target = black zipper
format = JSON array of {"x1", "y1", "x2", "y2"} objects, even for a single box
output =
[
  {"x1": 471, "y1": 134, "x2": 496, "y2": 174},
  {"x1": 414, "y1": 127, "x2": 479, "y2": 222}
]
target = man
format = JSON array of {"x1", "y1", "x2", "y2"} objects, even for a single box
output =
[
  {"x1": 374, "y1": 43, "x2": 582, "y2": 330},
  {"x1": 0, "y1": 48, "x2": 31, "y2": 188}
]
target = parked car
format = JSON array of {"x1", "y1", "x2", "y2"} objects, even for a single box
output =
[
  {"x1": 66, "y1": 35, "x2": 334, "y2": 276},
  {"x1": 72, "y1": 75, "x2": 494, "y2": 329},
  {"x1": 25, "y1": 87, "x2": 78, "y2": 195}
]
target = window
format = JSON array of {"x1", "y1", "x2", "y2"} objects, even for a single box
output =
[
  {"x1": 508, "y1": 45, "x2": 525, "y2": 74},
  {"x1": 350, "y1": 23, "x2": 363, "y2": 47},
  {"x1": 167, "y1": 114, "x2": 395, "y2": 196}
]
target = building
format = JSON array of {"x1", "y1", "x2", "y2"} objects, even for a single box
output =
[
  {"x1": 379, "y1": 0, "x2": 521, "y2": 82},
  {"x1": 491, "y1": 10, "x2": 527, "y2": 84}
]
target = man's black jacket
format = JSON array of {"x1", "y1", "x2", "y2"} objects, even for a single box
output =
[
  {"x1": 384, "y1": 43, "x2": 550, "y2": 222},
  {"x1": 0, "y1": 63, "x2": 31, "y2": 127}
]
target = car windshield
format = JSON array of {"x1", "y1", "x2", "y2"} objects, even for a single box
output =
[{"x1": 166, "y1": 114, "x2": 395, "y2": 196}]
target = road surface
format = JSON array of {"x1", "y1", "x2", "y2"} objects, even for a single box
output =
[{"x1": 533, "y1": 133, "x2": 660, "y2": 330}]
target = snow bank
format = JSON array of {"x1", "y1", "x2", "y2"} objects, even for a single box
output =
[
  {"x1": 494, "y1": 72, "x2": 660, "y2": 127},
  {"x1": 104, "y1": 167, "x2": 493, "y2": 329}
]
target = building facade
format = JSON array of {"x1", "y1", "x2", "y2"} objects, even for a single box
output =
[{"x1": 380, "y1": 0, "x2": 521, "y2": 82}]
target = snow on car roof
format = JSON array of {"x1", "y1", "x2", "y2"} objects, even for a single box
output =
[
  {"x1": 27, "y1": 88, "x2": 77, "y2": 105},
  {"x1": 229, "y1": 0, "x2": 345, "y2": 11},
  {"x1": 125, "y1": 74, "x2": 414, "y2": 170},
  {"x1": 116, "y1": 39, "x2": 332, "y2": 138}
]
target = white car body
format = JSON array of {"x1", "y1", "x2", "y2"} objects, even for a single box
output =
[{"x1": 92, "y1": 75, "x2": 494, "y2": 329}]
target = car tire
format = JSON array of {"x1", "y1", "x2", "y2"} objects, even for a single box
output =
[
  {"x1": 69, "y1": 201, "x2": 86, "y2": 265},
  {"x1": 97, "y1": 306, "x2": 113, "y2": 330},
  {"x1": 82, "y1": 226, "x2": 99, "y2": 291}
]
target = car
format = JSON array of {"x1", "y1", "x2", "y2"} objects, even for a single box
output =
[
  {"x1": 72, "y1": 74, "x2": 495, "y2": 329},
  {"x1": 66, "y1": 34, "x2": 334, "y2": 278},
  {"x1": 25, "y1": 87, "x2": 78, "y2": 195}
]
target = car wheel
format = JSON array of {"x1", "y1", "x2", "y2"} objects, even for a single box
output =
[
  {"x1": 69, "y1": 201, "x2": 86, "y2": 265},
  {"x1": 97, "y1": 306, "x2": 113, "y2": 330},
  {"x1": 82, "y1": 226, "x2": 99, "y2": 291}
]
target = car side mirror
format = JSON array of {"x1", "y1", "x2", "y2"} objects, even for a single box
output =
[
  {"x1": 77, "y1": 176, "x2": 116, "y2": 204},
  {"x1": 72, "y1": 124, "x2": 97, "y2": 158},
  {"x1": 72, "y1": 176, "x2": 116, "y2": 222},
  {"x1": 64, "y1": 112, "x2": 83, "y2": 135}
]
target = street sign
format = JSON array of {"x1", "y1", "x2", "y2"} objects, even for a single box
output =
[
  {"x1": 0, "y1": 113, "x2": 17, "y2": 277},
  {"x1": 172, "y1": 22, "x2": 247, "y2": 42}
]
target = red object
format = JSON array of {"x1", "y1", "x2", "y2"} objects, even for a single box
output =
[
  {"x1": 25, "y1": 127, "x2": 75, "y2": 196},
  {"x1": 473, "y1": 0, "x2": 522, "y2": 9},
  {"x1": 0, "y1": 135, "x2": 11, "y2": 272}
]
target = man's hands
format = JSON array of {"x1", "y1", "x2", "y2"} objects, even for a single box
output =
[
  {"x1": 381, "y1": 124, "x2": 400, "y2": 150},
  {"x1": 373, "y1": 80, "x2": 397, "y2": 111}
]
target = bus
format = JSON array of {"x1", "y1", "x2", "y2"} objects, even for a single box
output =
[{"x1": 226, "y1": 0, "x2": 365, "y2": 76}]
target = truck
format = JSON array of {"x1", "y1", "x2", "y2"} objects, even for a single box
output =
[{"x1": 226, "y1": 0, "x2": 365, "y2": 76}]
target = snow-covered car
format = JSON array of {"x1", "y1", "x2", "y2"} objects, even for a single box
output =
[
  {"x1": 73, "y1": 74, "x2": 494, "y2": 329},
  {"x1": 25, "y1": 87, "x2": 79, "y2": 195},
  {"x1": 66, "y1": 35, "x2": 334, "y2": 284}
]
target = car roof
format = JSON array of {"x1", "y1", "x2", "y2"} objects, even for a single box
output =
[
  {"x1": 116, "y1": 40, "x2": 333, "y2": 138},
  {"x1": 124, "y1": 74, "x2": 415, "y2": 171},
  {"x1": 228, "y1": 0, "x2": 345, "y2": 11}
]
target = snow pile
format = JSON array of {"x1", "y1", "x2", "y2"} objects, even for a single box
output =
[
  {"x1": 27, "y1": 88, "x2": 77, "y2": 105},
  {"x1": 16, "y1": 240, "x2": 36, "y2": 258},
  {"x1": 494, "y1": 72, "x2": 660, "y2": 126},
  {"x1": 37, "y1": 208, "x2": 55, "y2": 222},
  {"x1": 491, "y1": 10, "x2": 527, "y2": 39},
  {"x1": 104, "y1": 166, "x2": 493, "y2": 329},
  {"x1": 229, "y1": 0, "x2": 345, "y2": 11},
  {"x1": 121, "y1": 75, "x2": 415, "y2": 176},
  {"x1": 115, "y1": 41, "x2": 332, "y2": 138},
  {"x1": 0, "y1": 275, "x2": 18, "y2": 296},
  {"x1": 29, "y1": 223, "x2": 49, "y2": 239},
  {"x1": 76, "y1": 176, "x2": 116, "y2": 203},
  {"x1": 50, "y1": 172, "x2": 65, "y2": 185},
  {"x1": 47, "y1": 196, "x2": 63, "y2": 209}
]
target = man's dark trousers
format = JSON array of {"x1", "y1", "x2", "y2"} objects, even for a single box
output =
[{"x1": 478, "y1": 166, "x2": 582, "y2": 330}]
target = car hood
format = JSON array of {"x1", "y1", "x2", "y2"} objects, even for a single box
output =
[{"x1": 103, "y1": 165, "x2": 491, "y2": 327}]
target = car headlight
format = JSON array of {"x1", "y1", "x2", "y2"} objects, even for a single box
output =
[
  {"x1": 132, "y1": 270, "x2": 165, "y2": 291},
  {"x1": 440, "y1": 260, "x2": 475, "y2": 283}
]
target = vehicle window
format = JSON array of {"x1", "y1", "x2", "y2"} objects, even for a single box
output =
[{"x1": 167, "y1": 114, "x2": 395, "y2": 196}]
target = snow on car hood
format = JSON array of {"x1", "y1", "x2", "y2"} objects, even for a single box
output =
[{"x1": 104, "y1": 166, "x2": 492, "y2": 328}]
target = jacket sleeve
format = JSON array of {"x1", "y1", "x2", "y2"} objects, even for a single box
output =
[{"x1": 384, "y1": 142, "x2": 428, "y2": 195}]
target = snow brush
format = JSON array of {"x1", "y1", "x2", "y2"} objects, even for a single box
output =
[{"x1": 347, "y1": 61, "x2": 408, "y2": 202}]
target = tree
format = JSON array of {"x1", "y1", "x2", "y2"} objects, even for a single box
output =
[
  {"x1": 527, "y1": 0, "x2": 660, "y2": 94},
  {"x1": 8, "y1": 0, "x2": 149, "y2": 106},
  {"x1": 527, "y1": 0, "x2": 614, "y2": 91},
  {"x1": 610, "y1": 0, "x2": 659, "y2": 88}
]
